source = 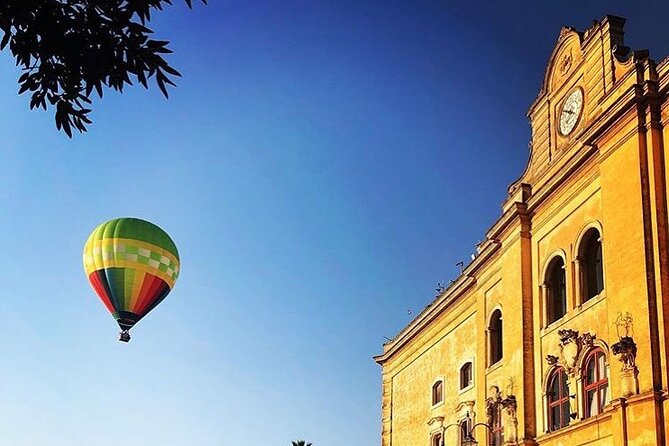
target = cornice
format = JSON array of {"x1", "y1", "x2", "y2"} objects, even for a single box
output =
[
  {"x1": 374, "y1": 241, "x2": 503, "y2": 365},
  {"x1": 373, "y1": 274, "x2": 477, "y2": 365}
]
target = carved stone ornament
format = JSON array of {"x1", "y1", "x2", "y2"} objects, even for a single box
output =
[
  {"x1": 611, "y1": 335, "x2": 639, "y2": 397},
  {"x1": 427, "y1": 416, "x2": 444, "y2": 430},
  {"x1": 558, "y1": 26, "x2": 575, "y2": 40},
  {"x1": 559, "y1": 51, "x2": 572, "y2": 75},
  {"x1": 615, "y1": 312, "x2": 634, "y2": 339},
  {"x1": 545, "y1": 329, "x2": 597, "y2": 376},
  {"x1": 485, "y1": 385, "x2": 518, "y2": 444},
  {"x1": 485, "y1": 386, "x2": 502, "y2": 419},
  {"x1": 581, "y1": 332, "x2": 596, "y2": 348},
  {"x1": 558, "y1": 329, "x2": 581, "y2": 372},
  {"x1": 611, "y1": 336, "x2": 637, "y2": 372}
]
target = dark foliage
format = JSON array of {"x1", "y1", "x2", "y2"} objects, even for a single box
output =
[{"x1": 0, "y1": 0, "x2": 205, "y2": 137}]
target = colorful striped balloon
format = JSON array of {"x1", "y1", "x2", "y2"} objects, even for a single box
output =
[{"x1": 83, "y1": 218, "x2": 180, "y2": 342}]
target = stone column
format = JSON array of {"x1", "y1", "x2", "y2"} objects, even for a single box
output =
[{"x1": 573, "y1": 257, "x2": 583, "y2": 306}]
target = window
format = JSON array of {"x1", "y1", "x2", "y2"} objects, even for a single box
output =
[
  {"x1": 581, "y1": 229, "x2": 604, "y2": 302},
  {"x1": 547, "y1": 367, "x2": 570, "y2": 431},
  {"x1": 460, "y1": 362, "x2": 473, "y2": 390},
  {"x1": 432, "y1": 380, "x2": 443, "y2": 406},
  {"x1": 490, "y1": 403, "x2": 504, "y2": 446},
  {"x1": 459, "y1": 418, "x2": 472, "y2": 445},
  {"x1": 583, "y1": 349, "x2": 608, "y2": 417},
  {"x1": 546, "y1": 257, "x2": 567, "y2": 324},
  {"x1": 489, "y1": 309, "x2": 503, "y2": 365},
  {"x1": 431, "y1": 433, "x2": 443, "y2": 446}
]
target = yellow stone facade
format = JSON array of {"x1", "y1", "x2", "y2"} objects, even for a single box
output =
[{"x1": 374, "y1": 15, "x2": 669, "y2": 446}]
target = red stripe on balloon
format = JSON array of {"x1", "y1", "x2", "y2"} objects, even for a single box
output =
[
  {"x1": 136, "y1": 273, "x2": 168, "y2": 317},
  {"x1": 88, "y1": 271, "x2": 116, "y2": 314},
  {"x1": 142, "y1": 275, "x2": 167, "y2": 316},
  {"x1": 134, "y1": 273, "x2": 156, "y2": 316}
]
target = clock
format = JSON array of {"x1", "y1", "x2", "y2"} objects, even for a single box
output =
[{"x1": 559, "y1": 88, "x2": 583, "y2": 136}]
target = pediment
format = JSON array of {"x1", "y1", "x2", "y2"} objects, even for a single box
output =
[{"x1": 542, "y1": 27, "x2": 584, "y2": 95}]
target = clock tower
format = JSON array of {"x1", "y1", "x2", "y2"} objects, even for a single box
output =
[{"x1": 518, "y1": 16, "x2": 630, "y2": 186}]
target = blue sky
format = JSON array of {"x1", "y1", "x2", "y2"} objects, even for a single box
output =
[{"x1": 1, "y1": 1, "x2": 669, "y2": 445}]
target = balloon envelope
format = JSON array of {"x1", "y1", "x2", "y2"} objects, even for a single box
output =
[{"x1": 83, "y1": 218, "x2": 180, "y2": 334}]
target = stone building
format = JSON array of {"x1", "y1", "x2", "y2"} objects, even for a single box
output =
[{"x1": 374, "y1": 15, "x2": 669, "y2": 446}]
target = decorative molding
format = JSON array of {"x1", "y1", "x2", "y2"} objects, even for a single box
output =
[
  {"x1": 544, "y1": 329, "x2": 597, "y2": 376},
  {"x1": 484, "y1": 385, "x2": 518, "y2": 443},
  {"x1": 611, "y1": 336, "x2": 637, "y2": 372},
  {"x1": 559, "y1": 50, "x2": 573, "y2": 75},
  {"x1": 427, "y1": 416, "x2": 445, "y2": 430},
  {"x1": 611, "y1": 335, "x2": 639, "y2": 398},
  {"x1": 558, "y1": 26, "x2": 577, "y2": 41},
  {"x1": 615, "y1": 312, "x2": 634, "y2": 339}
]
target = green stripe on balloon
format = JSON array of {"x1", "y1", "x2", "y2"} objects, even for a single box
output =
[
  {"x1": 95, "y1": 218, "x2": 179, "y2": 258},
  {"x1": 106, "y1": 268, "x2": 126, "y2": 313},
  {"x1": 124, "y1": 268, "x2": 135, "y2": 310}
]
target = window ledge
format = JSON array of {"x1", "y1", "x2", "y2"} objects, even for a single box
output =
[
  {"x1": 458, "y1": 384, "x2": 474, "y2": 395},
  {"x1": 542, "y1": 292, "x2": 608, "y2": 337},
  {"x1": 542, "y1": 316, "x2": 567, "y2": 335},
  {"x1": 536, "y1": 410, "x2": 612, "y2": 442},
  {"x1": 431, "y1": 400, "x2": 444, "y2": 410},
  {"x1": 577, "y1": 291, "x2": 606, "y2": 312},
  {"x1": 486, "y1": 360, "x2": 503, "y2": 374}
]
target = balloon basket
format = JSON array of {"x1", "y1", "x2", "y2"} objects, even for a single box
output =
[{"x1": 119, "y1": 330, "x2": 131, "y2": 343}]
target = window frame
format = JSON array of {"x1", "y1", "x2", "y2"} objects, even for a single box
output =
[
  {"x1": 545, "y1": 256, "x2": 567, "y2": 325},
  {"x1": 459, "y1": 362, "x2": 473, "y2": 391},
  {"x1": 580, "y1": 228, "x2": 604, "y2": 303},
  {"x1": 431, "y1": 379, "x2": 444, "y2": 407},
  {"x1": 488, "y1": 309, "x2": 503, "y2": 366},
  {"x1": 547, "y1": 366, "x2": 570, "y2": 432},
  {"x1": 582, "y1": 348, "x2": 608, "y2": 418}
]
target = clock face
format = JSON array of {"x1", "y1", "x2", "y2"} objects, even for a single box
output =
[{"x1": 559, "y1": 89, "x2": 583, "y2": 136}]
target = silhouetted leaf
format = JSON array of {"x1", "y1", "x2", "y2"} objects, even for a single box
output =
[{"x1": 0, "y1": 0, "x2": 206, "y2": 136}]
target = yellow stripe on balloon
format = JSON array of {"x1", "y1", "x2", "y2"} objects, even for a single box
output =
[
  {"x1": 83, "y1": 238, "x2": 180, "y2": 288},
  {"x1": 83, "y1": 237, "x2": 179, "y2": 266},
  {"x1": 129, "y1": 269, "x2": 147, "y2": 313},
  {"x1": 85, "y1": 258, "x2": 177, "y2": 289}
]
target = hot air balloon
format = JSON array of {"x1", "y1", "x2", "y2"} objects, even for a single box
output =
[{"x1": 83, "y1": 218, "x2": 180, "y2": 342}]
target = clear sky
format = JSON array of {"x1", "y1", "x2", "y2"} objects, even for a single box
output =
[{"x1": 1, "y1": 1, "x2": 669, "y2": 445}]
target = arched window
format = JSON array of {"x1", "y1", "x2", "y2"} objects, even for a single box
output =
[
  {"x1": 581, "y1": 229, "x2": 604, "y2": 302},
  {"x1": 432, "y1": 380, "x2": 443, "y2": 406},
  {"x1": 583, "y1": 349, "x2": 608, "y2": 417},
  {"x1": 547, "y1": 367, "x2": 570, "y2": 431},
  {"x1": 491, "y1": 403, "x2": 504, "y2": 445},
  {"x1": 489, "y1": 309, "x2": 503, "y2": 365},
  {"x1": 431, "y1": 432, "x2": 443, "y2": 446},
  {"x1": 460, "y1": 362, "x2": 473, "y2": 390},
  {"x1": 546, "y1": 257, "x2": 567, "y2": 324}
]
